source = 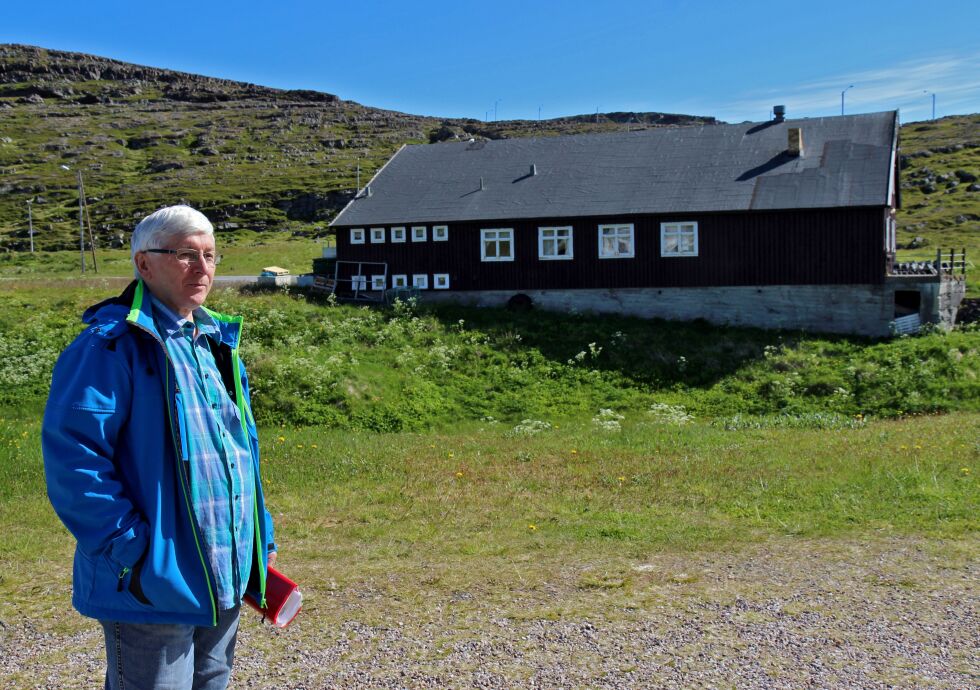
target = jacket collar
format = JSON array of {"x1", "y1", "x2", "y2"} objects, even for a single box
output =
[{"x1": 82, "y1": 279, "x2": 243, "y2": 349}]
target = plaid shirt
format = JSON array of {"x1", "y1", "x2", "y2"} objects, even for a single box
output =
[{"x1": 151, "y1": 294, "x2": 255, "y2": 610}]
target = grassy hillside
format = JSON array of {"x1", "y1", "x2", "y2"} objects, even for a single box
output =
[
  {"x1": 896, "y1": 115, "x2": 980, "y2": 294},
  {"x1": 0, "y1": 44, "x2": 711, "y2": 252}
]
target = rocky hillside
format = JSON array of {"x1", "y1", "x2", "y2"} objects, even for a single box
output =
[{"x1": 0, "y1": 44, "x2": 714, "y2": 250}]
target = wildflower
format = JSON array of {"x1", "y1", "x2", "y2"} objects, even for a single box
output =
[
  {"x1": 962, "y1": 467, "x2": 971, "y2": 476},
  {"x1": 528, "y1": 524, "x2": 537, "y2": 531},
  {"x1": 571, "y1": 449, "x2": 578, "y2": 455},
  {"x1": 855, "y1": 413, "x2": 863, "y2": 420},
  {"x1": 448, "y1": 451, "x2": 455, "y2": 458},
  {"x1": 277, "y1": 436, "x2": 285, "y2": 442},
  {"x1": 455, "y1": 471, "x2": 464, "y2": 478},
  {"x1": 899, "y1": 445, "x2": 908, "y2": 450},
  {"x1": 311, "y1": 444, "x2": 318, "y2": 449},
  {"x1": 618, "y1": 476, "x2": 626, "y2": 483},
  {"x1": 914, "y1": 444, "x2": 922, "y2": 450},
  {"x1": 296, "y1": 444, "x2": 304, "y2": 449}
]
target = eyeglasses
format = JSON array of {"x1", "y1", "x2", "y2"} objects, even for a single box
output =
[{"x1": 145, "y1": 248, "x2": 221, "y2": 266}]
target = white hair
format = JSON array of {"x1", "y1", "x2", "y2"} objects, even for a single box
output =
[{"x1": 131, "y1": 205, "x2": 215, "y2": 276}]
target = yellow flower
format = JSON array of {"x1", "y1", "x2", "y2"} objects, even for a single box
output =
[
  {"x1": 570, "y1": 449, "x2": 578, "y2": 455},
  {"x1": 855, "y1": 413, "x2": 863, "y2": 419},
  {"x1": 311, "y1": 444, "x2": 318, "y2": 449},
  {"x1": 448, "y1": 451, "x2": 455, "y2": 458},
  {"x1": 277, "y1": 436, "x2": 285, "y2": 442},
  {"x1": 962, "y1": 467, "x2": 971, "y2": 476},
  {"x1": 455, "y1": 471, "x2": 464, "y2": 478},
  {"x1": 899, "y1": 445, "x2": 908, "y2": 450},
  {"x1": 296, "y1": 444, "x2": 304, "y2": 449},
  {"x1": 528, "y1": 524, "x2": 537, "y2": 531},
  {"x1": 618, "y1": 476, "x2": 626, "y2": 483},
  {"x1": 913, "y1": 444, "x2": 922, "y2": 450}
]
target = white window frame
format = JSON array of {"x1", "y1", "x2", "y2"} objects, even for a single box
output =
[
  {"x1": 598, "y1": 223, "x2": 635, "y2": 259},
  {"x1": 412, "y1": 226, "x2": 427, "y2": 242},
  {"x1": 391, "y1": 274, "x2": 408, "y2": 288},
  {"x1": 350, "y1": 228, "x2": 365, "y2": 244},
  {"x1": 481, "y1": 228, "x2": 515, "y2": 262},
  {"x1": 371, "y1": 274, "x2": 386, "y2": 290},
  {"x1": 660, "y1": 221, "x2": 698, "y2": 257},
  {"x1": 433, "y1": 225, "x2": 449, "y2": 242},
  {"x1": 391, "y1": 226, "x2": 406, "y2": 243},
  {"x1": 433, "y1": 273, "x2": 450, "y2": 289},
  {"x1": 351, "y1": 275, "x2": 367, "y2": 291},
  {"x1": 370, "y1": 227, "x2": 385, "y2": 244},
  {"x1": 538, "y1": 226, "x2": 574, "y2": 260},
  {"x1": 412, "y1": 273, "x2": 429, "y2": 289}
]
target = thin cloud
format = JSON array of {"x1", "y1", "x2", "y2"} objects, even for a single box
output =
[{"x1": 717, "y1": 53, "x2": 980, "y2": 122}]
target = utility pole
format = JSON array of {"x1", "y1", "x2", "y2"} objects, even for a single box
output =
[
  {"x1": 26, "y1": 198, "x2": 34, "y2": 253},
  {"x1": 538, "y1": 105, "x2": 541, "y2": 121},
  {"x1": 932, "y1": 93, "x2": 936, "y2": 120},
  {"x1": 61, "y1": 165, "x2": 86, "y2": 273},
  {"x1": 494, "y1": 99, "x2": 501, "y2": 122}
]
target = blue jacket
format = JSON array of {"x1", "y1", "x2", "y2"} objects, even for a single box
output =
[{"x1": 42, "y1": 280, "x2": 275, "y2": 626}]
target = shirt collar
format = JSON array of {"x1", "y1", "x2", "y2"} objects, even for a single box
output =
[{"x1": 147, "y1": 290, "x2": 219, "y2": 341}]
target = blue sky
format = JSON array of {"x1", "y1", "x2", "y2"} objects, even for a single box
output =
[{"x1": 3, "y1": 1, "x2": 978, "y2": 124}]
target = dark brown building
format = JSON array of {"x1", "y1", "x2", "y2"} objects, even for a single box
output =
[{"x1": 328, "y1": 111, "x2": 964, "y2": 335}]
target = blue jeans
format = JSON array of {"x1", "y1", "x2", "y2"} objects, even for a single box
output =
[{"x1": 100, "y1": 607, "x2": 240, "y2": 690}]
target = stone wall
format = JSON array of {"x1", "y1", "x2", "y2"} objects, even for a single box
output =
[{"x1": 419, "y1": 283, "x2": 951, "y2": 337}]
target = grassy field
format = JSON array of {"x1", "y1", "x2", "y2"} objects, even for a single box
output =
[{"x1": 0, "y1": 278, "x2": 976, "y2": 686}]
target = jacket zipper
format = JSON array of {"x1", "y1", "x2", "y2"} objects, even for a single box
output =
[{"x1": 130, "y1": 319, "x2": 219, "y2": 627}]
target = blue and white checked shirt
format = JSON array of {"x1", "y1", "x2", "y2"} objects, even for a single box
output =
[{"x1": 151, "y1": 293, "x2": 255, "y2": 610}]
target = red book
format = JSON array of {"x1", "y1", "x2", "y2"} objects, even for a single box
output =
[{"x1": 244, "y1": 565, "x2": 302, "y2": 628}]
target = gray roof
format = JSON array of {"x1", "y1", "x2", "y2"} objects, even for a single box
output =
[{"x1": 331, "y1": 111, "x2": 897, "y2": 227}]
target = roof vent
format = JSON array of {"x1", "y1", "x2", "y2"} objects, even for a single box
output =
[
  {"x1": 773, "y1": 105, "x2": 786, "y2": 122},
  {"x1": 479, "y1": 176, "x2": 485, "y2": 191},
  {"x1": 366, "y1": 185, "x2": 373, "y2": 197},
  {"x1": 530, "y1": 164, "x2": 537, "y2": 176},
  {"x1": 787, "y1": 127, "x2": 803, "y2": 157}
]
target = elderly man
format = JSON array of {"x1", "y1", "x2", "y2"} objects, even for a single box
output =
[{"x1": 42, "y1": 205, "x2": 277, "y2": 690}]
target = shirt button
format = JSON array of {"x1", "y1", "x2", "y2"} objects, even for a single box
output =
[
  {"x1": 205, "y1": 373, "x2": 210, "y2": 379},
  {"x1": 230, "y1": 463, "x2": 235, "y2": 468},
  {"x1": 211, "y1": 403, "x2": 217, "y2": 409}
]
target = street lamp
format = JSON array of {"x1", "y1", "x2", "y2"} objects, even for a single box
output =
[
  {"x1": 841, "y1": 84, "x2": 854, "y2": 115},
  {"x1": 494, "y1": 99, "x2": 501, "y2": 122},
  {"x1": 26, "y1": 198, "x2": 34, "y2": 253}
]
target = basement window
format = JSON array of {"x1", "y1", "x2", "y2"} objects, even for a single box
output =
[
  {"x1": 392, "y1": 274, "x2": 408, "y2": 288},
  {"x1": 371, "y1": 275, "x2": 386, "y2": 290},
  {"x1": 481, "y1": 228, "x2": 514, "y2": 261},
  {"x1": 538, "y1": 226, "x2": 573, "y2": 260},
  {"x1": 412, "y1": 226, "x2": 427, "y2": 242},
  {"x1": 370, "y1": 227, "x2": 386, "y2": 244},
  {"x1": 391, "y1": 227, "x2": 406, "y2": 243},
  {"x1": 412, "y1": 274, "x2": 429, "y2": 289},
  {"x1": 598, "y1": 224, "x2": 634, "y2": 259},
  {"x1": 660, "y1": 222, "x2": 698, "y2": 257},
  {"x1": 434, "y1": 273, "x2": 450, "y2": 289},
  {"x1": 350, "y1": 228, "x2": 365, "y2": 244},
  {"x1": 433, "y1": 225, "x2": 449, "y2": 241}
]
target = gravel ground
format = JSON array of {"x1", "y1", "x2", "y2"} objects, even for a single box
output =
[{"x1": 3, "y1": 537, "x2": 976, "y2": 689}]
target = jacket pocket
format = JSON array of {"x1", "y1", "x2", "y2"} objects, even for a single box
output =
[{"x1": 127, "y1": 553, "x2": 153, "y2": 607}]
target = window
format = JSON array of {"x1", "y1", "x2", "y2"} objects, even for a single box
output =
[
  {"x1": 434, "y1": 273, "x2": 450, "y2": 289},
  {"x1": 538, "y1": 226, "x2": 573, "y2": 260},
  {"x1": 433, "y1": 225, "x2": 449, "y2": 242},
  {"x1": 370, "y1": 227, "x2": 385, "y2": 244},
  {"x1": 412, "y1": 226, "x2": 427, "y2": 242},
  {"x1": 391, "y1": 226, "x2": 406, "y2": 243},
  {"x1": 598, "y1": 224, "x2": 634, "y2": 259},
  {"x1": 412, "y1": 274, "x2": 429, "y2": 289},
  {"x1": 371, "y1": 275, "x2": 386, "y2": 290},
  {"x1": 481, "y1": 228, "x2": 514, "y2": 261},
  {"x1": 392, "y1": 274, "x2": 408, "y2": 288},
  {"x1": 660, "y1": 222, "x2": 698, "y2": 257},
  {"x1": 351, "y1": 275, "x2": 367, "y2": 291},
  {"x1": 350, "y1": 228, "x2": 365, "y2": 244}
]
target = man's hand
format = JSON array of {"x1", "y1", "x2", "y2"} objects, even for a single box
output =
[{"x1": 267, "y1": 551, "x2": 277, "y2": 569}]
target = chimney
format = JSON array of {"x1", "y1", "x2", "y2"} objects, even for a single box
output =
[
  {"x1": 787, "y1": 127, "x2": 803, "y2": 157},
  {"x1": 773, "y1": 105, "x2": 786, "y2": 122}
]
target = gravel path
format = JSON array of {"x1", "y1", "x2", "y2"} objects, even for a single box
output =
[{"x1": 3, "y1": 538, "x2": 976, "y2": 689}]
